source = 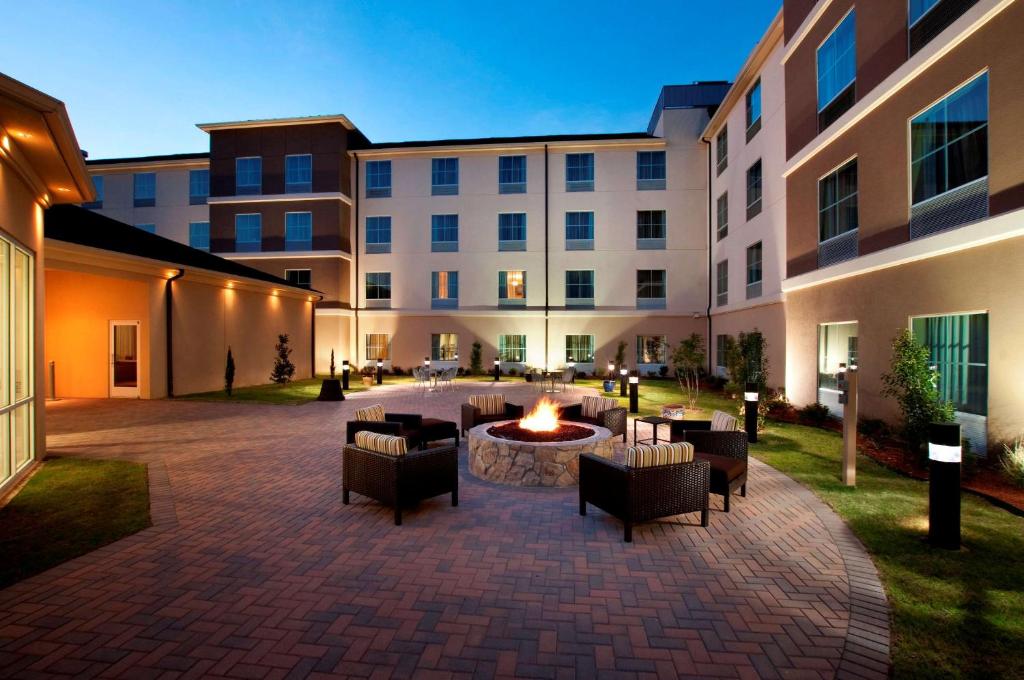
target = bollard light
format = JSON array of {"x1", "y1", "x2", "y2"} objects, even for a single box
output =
[
  {"x1": 620, "y1": 366, "x2": 628, "y2": 397},
  {"x1": 928, "y1": 422, "x2": 962, "y2": 550},
  {"x1": 376, "y1": 358, "x2": 383, "y2": 385},
  {"x1": 628, "y1": 371, "x2": 639, "y2": 414},
  {"x1": 494, "y1": 357, "x2": 501, "y2": 382},
  {"x1": 607, "y1": 361, "x2": 615, "y2": 378},
  {"x1": 744, "y1": 382, "x2": 759, "y2": 444},
  {"x1": 424, "y1": 357, "x2": 431, "y2": 367},
  {"x1": 342, "y1": 359, "x2": 350, "y2": 390}
]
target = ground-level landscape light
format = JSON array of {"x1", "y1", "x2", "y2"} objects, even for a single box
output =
[
  {"x1": 376, "y1": 358, "x2": 384, "y2": 385},
  {"x1": 928, "y1": 422, "x2": 962, "y2": 550},
  {"x1": 629, "y1": 371, "x2": 639, "y2": 414},
  {"x1": 620, "y1": 367, "x2": 628, "y2": 397},
  {"x1": 744, "y1": 382, "x2": 758, "y2": 444},
  {"x1": 494, "y1": 357, "x2": 500, "y2": 381},
  {"x1": 342, "y1": 359, "x2": 350, "y2": 390},
  {"x1": 607, "y1": 361, "x2": 615, "y2": 377}
]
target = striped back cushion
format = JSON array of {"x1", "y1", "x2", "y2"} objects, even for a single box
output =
[
  {"x1": 581, "y1": 395, "x2": 616, "y2": 419},
  {"x1": 355, "y1": 404, "x2": 386, "y2": 422},
  {"x1": 469, "y1": 394, "x2": 505, "y2": 416},
  {"x1": 711, "y1": 410, "x2": 738, "y2": 431},
  {"x1": 625, "y1": 442, "x2": 694, "y2": 468},
  {"x1": 354, "y1": 430, "x2": 408, "y2": 456}
]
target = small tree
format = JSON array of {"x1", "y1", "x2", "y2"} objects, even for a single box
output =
[
  {"x1": 470, "y1": 341, "x2": 483, "y2": 375},
  {"x1": 225, "y1": 347, "x2": 236, "y2": 396},
  {"x1": 329, "y1": 349, "x2": 336, "y2": 378},
  {"x1": 881, "y1": 329, "x2": 954, "y2": 455},
  {"x1": 270, "y1": 334, "x2": 296, "y2": 385},
  {"x1": 738, "y1": 330, "x2": 770, "y2": 392},
  {"x1": 672, "y1": 333, "x2": 705, "y2": 409},
  {"x1": 614, "y1": 340, "x2": 628, "y2": 369}
]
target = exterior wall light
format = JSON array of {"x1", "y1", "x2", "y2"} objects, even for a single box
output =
[{"x1": 928, "y1": 422, "x2": 962, "y2": 550}]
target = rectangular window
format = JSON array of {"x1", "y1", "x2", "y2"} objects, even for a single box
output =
[
  {"x1": 746, "y1": 79, "x2": 762, "y2": 140},
  {"x1": 366, "y1": 160, "x2": 392, "y2": 198},
  {"x1": 285, "y1": 212, "x2": 313, "y2": 251},
  {"x1": 285, "y1": 269, "x2": 312, "y2": 289},
  {"x1": 911, "y1": 313, "x2": 988, "y2": 416},
  {"x1": 746, "y1": 160, "x2": 763, "y2": 219},
  {"x1": 909, "y1": 0, "x2": 941, "y2": 25},
  {"x1": 716, "y1": 260, "x2": 728, "y2": 307},
  {"x1": 717, "y1": 192, "x2": 729, "y2": 241},
  {"x1": 819, "y1": 159, "x2": 859, "y2": 243},
  {"x1": 365, "y1": 216, "x2": 391, "y2": 254},
  {"x1": 565, "y1": 153, "x2": 594, "y2": 192},
  {"x1": 636, "y1": 151, "x2": 666, "y2": 190},
  {"x1": 498, "y1": 270, "x2": 526, "y2": 306},
  {"x1": 716, "y1": 127, "x2": 728, "y2": 175},
  {"x1": 83, "y1": 175, "x2": 104, "y2": 209},
  {"x1": 636, "y1": 270, "x2": 666, "y2": 310},
  {"x1": 716, "y1": 334, "x2": 728, "y2": 373},
  {"x1": 235, "y1": 213, "x2": 262, "y2": 252},
  {"x1": 565, "y1": 211, "x2": 594, "y2": 250},
  {"x1": 431, "y1": 271, "x2": 459, "y2": 309},
  {"x1": 133, "y1": 172, "x2": 155, "y2": 207},
  {"x1": 365, "y1": 272, "x2": 392, "y2": 306},
  {"x1": 565, "y1": 270, "x2": 595, "y2": 308},
  {"x1": 135, "y1": 223, "x2": 156, "y2": 234},
  {"x1": 498, "y1": 155, "x2": 527, "y2": 193},
  {"x1": 430, "y1": 333, "x2": 458, "y2": 362},
  {"x1": 498, "y1": 213, "x2": 527, "y2": 251},
  {"x1": 189, "y1": 169, "x2": 209, "y2": 205},
  {"x1": 818, "y1": 10, "x2": 857, "y2": 128},
  {"x1": 235, "y1": 157, "x2": 262, "y2": 195},
  {"x1": 637, "y1": 335, "x2": 667, "y2": 365},
  {"x1": 189, "y1": 221, "x2": 210, "y2": 251},
  {"x1": 1, "y1": 239, "x2": 35, "y2": 489},
  {"x1": 431, "y1": 158, "x2": 459, "y2": 195},
  {"x1": 637, "y1": 210, "x2": 666, "y2": 249},
  {"x1": 746, "y1": 242, "x2": 763, "y2": 299},
  {"x1": 565, "y1": 335, "x2": 595, "y2": 363},
  {"x1": 909, "y1": 0, "x2": 971, "y2": 54},
  {"x1": 285, "y1": 154, "x2": 312, "y2": 193},
  {"x1": 431, "y1": 214, "x2": 459, "y2": 252},
  {"x1": 818, "y1": 322, "x2": 858, "y2": 390},
  {"x1": 498, "y1": 334, "x2": 527, "y2": 363},
  {"x1": 365, "y1": 333, "x2": 391, "y2": 361}
]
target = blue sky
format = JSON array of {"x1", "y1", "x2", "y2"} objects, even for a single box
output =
[{"x1": 3, "y1": 1, "x2": 780, "y2": 158}]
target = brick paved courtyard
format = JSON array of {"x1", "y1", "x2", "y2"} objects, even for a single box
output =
[{"x1": 0, "y1": 382, "x2": 889, "y2": 679}]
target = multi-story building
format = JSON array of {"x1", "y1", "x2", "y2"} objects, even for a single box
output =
[{"x1": 781, "y1": 0, "x2": 1024, "y2": 451}]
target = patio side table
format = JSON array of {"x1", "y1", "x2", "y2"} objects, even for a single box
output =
[{"x1": 634, "y1": 415, "x2": 672, "y2": 445}]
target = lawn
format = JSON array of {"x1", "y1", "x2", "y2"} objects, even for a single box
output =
[
  {"x1": 0, "y1": 457, "x2": 151, "y2": 590},
  {"x1": 177, "y1": 374, "x2": 419, "y2": 405}
]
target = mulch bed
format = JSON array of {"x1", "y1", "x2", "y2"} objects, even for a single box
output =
[{"x1": 487, "y1": 422, "x2": 595, "y2": 443}]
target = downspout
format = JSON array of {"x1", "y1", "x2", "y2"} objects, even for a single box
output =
[
  {"x1": 166, "y1": 268, "x2": 185, "y2": 397},
  {"x1": 310, "y1": 297, "x2": 317, "y2": 377},
  {"x1": 701, "y1": 136, "x2": 713, "y2": 376},
  {"x1": 544, "y1": 144, "x2": 549, "y2": 369},
  {"x1": 353, "y1": 152, "x2": 360, "y2": 367}
]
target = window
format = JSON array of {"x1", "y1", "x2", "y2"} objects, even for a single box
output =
[
  {"x1": 565, "y1": 153, "x2": 594, "y2": 192},
  {"x1": 189, "y1": 221, "x2": 210, "y2": 251},
  {"x1": 431, "y1": 271, "x2": 459, "y2": 309},
  {"x1": 637, "y1": 151, "x2": 666, "y2": 190},
  {"x1": 498, "y1": 270, "x2": 526, "y2": 306},
  {"x1": 716, "y1": 127, "x2": 728, "y2": 175},
  {"x1": 431, "y1": 214, "x2": 459, "y2": 252},
  {"x1": 818, "y1": 11, "x2": 857, "y2": 129},
  {"x1": 285, "y1": 212, "x2": 313, "y2": 251},
  {"x1": 637, "y1": 210, "x2": 666, "y2": 249},
  {"x1": 746, "y1": 160, "x2": 763, "y2": 219},
  {"x1": 819, "y1": 159, "x2": 859, "y2": 244},
  {"x1": 285, "y1": 154, "x2": 312, "y2": 193},
  {"x1": 565, "y1": 270, "x2": 595, "y2": 307},
  {"x1": 746, "y1": 79, "x2": 762, "y2": 140},
  {"x1": 1, "y1": 238, "x2": 35, "y2": 491},
  {"x1": 235, "y1": 157, "x2": 262, "y2": 195},
  {"x1": 909, "y1": 0, "x2": 971, "y2": 54},
  {"x1": 565, "y1": 335, "x2": 595, "y2": 363},
  {"x1": 285, "y1": 269, "x2": 312, "y2": 289},
  {"x1": 498, "y1": 213, "x2": 527, "y2": 250},
  {"x1": 565, "y1": 211, "x2": 594, "y2": 250},
  {"x1": 909, "y1": 0, "x2": 941, "y2": 25},
  {"x1": 235, "y1": 213, "x2": 262, "y2": 252},
  {"x1": 818, "y1": 322, "x2": 858, "y2": 390},
  {"x1": 716, "y1": 260, "x2": 728, "y2": 307},
  {"x1": 431, "y1": 158, "x2": 459, "y2": 195},
  {"x1": 365, "y1": 333, "x2": 390, "y2": 361},
  {"x1": 133, "y1": 172, "x2": 155, "y2": 207},
  {"x1": 431, "y1": 333, "x2": 458, "y2": 361},
  {"x1": 135, "y1": 223, "x2": 156, "y2": 234},
  {"x1": 912, "y1": 313, "x2": 988, "y2": 416},
  {"x1": 189, "y1": 169, "x2": 209, "y2": 205},
  {"x1": 498, "y1": 155, "x2": 526, "y2": 193},
  {"x1": 717, "y1": 193, "x2": 729, "y2": 241},
  {"x1": 637, "y1": 336, "x2": 667, "y2": 365},
  {"x1": 498, "y1": 334, "x2": 527, "y2": 363},
  {"x1": 746, "y1": 242, "x2": 763, "y2": 299},
  {"x1": 366, "y1": 216, "x2": 391, "y2": 254},
  {"x1": 716, "y1": 334, "x2": 729, "y2": 374},
  {"x1": 83, "y1": 175, "x2": 103, "y2": 209},
  {"x1": 366, "y1": 160, "x2": 392, "y2": 198},
  {"x1": 636, "y1": 270, "x2": 666, "y2": 309},
  {"x1": 365, "y1": 272, "x2": 391, "y2": 306}
]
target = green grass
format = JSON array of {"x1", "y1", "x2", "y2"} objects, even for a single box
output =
[
  {"x1": 0, "y1": 457, "x2": 151, "y2": 590},
  {"x1": 177, "y1": 375, "x2": 422, "y2": 405}
]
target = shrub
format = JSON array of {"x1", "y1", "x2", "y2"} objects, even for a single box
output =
[
  {"x1": 470, "y1": 341, "x2": 483, "y2": 375},
  {"x1": 672, "y1": 332, "x2": 705, "y2": 410},
  {"x1": 881, "y1": 329, "x2": 955, "y2": 455},
  {"x1": 659, "y1": 365, "x2": 669, "y2": 377},
  {"x1": 859, "y1": 417, "x2": 891, "y2": 443},
  {"x1": 508, "y1": 367, "x2": 518, "y2": 376},
  {"x1": 614, "y1": 341, "x2": 628, "y2": 368},
  {"x1": 1001, "y1": 438, "x2": 1024, "y2": 488},
  {"x1": 737, "y1": 399, "x2": 768, "y2": 432},
  {"x1": 799, "y1": 402, "x2": 833, "y2": 426},
  {"x1": 329, "y1": 349, "x2": 336, "y2": 378},
  {"x1": 391, "y1": 366, "x2": 404, "y2": 376},
  {"x1": 765, "y1": 388, "x2": 789, "y2": 415},
  {"x1": 576, "y1": 371, "x2": 588, "y2": 379},
  {"x1": 225, "y1": 347, "x2": 235, "y2": 396},
  {"x1": 270, "y1": 334, "x2": 295, "y2": 385}
]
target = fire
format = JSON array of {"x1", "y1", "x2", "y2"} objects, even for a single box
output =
[{"x1": 519, "y1": 398, "x2": 561, "y2": 432}]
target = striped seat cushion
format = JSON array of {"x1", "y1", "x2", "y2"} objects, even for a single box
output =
[
  {"x1": 711, "y1": 410, "x2": 738, "y2": 431},
  {"x1": 354, "y1": 430, "x2": 408, "y2": 456},
  {"x1": 581, "y1": 395, "x2": 617, "y2": 419},
  {"x1": 355, "y1": 404, "x2": 386, "y2": 422},
  {"x1": 625, "y1": 442, "x2": 694, "y2": 468},
  {"x1": 468, "y1": 394, "x2": 505, "y2": 416}
]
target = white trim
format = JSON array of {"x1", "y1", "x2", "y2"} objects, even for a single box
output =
[
  {"x1": 354, "y1": 138, "x2": 666, "y2": 158},
  {"x1": 197, "y1": 114, "x2": 356, "y2": 132},
  {"x1": 208, "y1": 191, "x2": 352, "y2": 206},
  {"x1": 220, "y1": 250, "x2": 351, "y2": 261},
  {"x1": 783, "y1": 0, "x2": 836, "y2": 64}
]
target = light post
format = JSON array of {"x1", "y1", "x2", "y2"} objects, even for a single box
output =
[
  {"x1": 342, "y1": 359, "x2": 350, "y2": 391},
  {"x1": 619, "y1": 366, "x2": 628, "y2": 397},
  {"x1": 375, "y1": 358, "x2": 383, "y2": 385},
  {"x1": 493, "y1": 357, "x2": 501, "y2": 382},
  {"x1": 744, "y1": 382, "x2": 759, "y2": 444},
  {"x1": 607, "y1": 361, "x2": 615, "y2": 379},
  {"x1": 567, "y1": 357, "x2": 575, "y2": 383},
  {"x1": 628, "y1": 371, "x2": 639, "y2": 414},
  {"x1": 928, "y1": 422, "x2": 962, "y2": 550}
]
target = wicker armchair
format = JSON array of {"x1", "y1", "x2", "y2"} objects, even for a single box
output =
[
  {"x1": 461, "y1": 399, "x2": 525, "y2": 435},
  {"x1": 346, "y1": 412, "x2": 424, "y2": 448},
  {"x1": 561, "y1": 401, "x2": 628, "y2": 443},
  {"x1": 669, "y1": 429, "x2": 748, "y2": 512},
  {"x1": 342, "y1": 443, "x2": 458, "y2": 525},
  {"x1": 579, "y1": 453, "x2": 710, "y2": 542}
]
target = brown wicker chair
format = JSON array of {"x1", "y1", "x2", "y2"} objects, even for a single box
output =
[
  {"x1": 561, "y1": 401, "x2": 628, "y2": 442},
  {"x1": 342, "y1": 443, "x2": 458, "y2": 525},
  {"x1": 461, "y1": 400, "x2": 524, "y2": 435},
  {"x1": 346, "y1": 413, "x2": 424, "y2": 448},
  {"x1": 578, "y1": 453, "x2": 710, "y2": 542},
  {"x1": 669, "y1": 427, "x2": 748, "y2": 512}
]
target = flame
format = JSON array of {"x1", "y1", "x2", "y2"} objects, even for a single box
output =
[{"x1": 519, "y1": 397, "x2": 561, "y2": 432}]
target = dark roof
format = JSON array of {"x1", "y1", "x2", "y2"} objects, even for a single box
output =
[
  {"x1": 359, "y1": 131, "x2": 656, "y2": 150},
  {"x1": 647, "y1": 82, "x2": 732, "y2": 134},
  {"x1": 45, "y1": 204, "x2": 314, "y2": 293},
  {"x1": 85, "y1": 151, "x2": 209, "y2": 166}
]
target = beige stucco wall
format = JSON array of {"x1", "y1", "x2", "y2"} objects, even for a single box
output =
[
  {"x1": 710, "y1": 301, "x2": 786, "y2": 389},
  {"x1": 314, "y1": 311, "x2": 351, "y2": 374}
]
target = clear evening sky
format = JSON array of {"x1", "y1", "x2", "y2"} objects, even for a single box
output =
[{"x1": 2, "y1": 1, "x2": 781, "y2": 159}]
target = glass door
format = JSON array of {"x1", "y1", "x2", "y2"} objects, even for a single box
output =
[{"x1": 109, "y1": 321, "x2": 140, "y2": 398}]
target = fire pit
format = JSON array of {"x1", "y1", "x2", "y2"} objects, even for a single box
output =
[{"x1": 467, "y1": 398, "x2": 614, "y2": 487}]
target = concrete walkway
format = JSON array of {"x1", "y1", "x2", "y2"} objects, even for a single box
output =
[{"x1": 0, "y1": 382, "x2": 889, "y2": 679}]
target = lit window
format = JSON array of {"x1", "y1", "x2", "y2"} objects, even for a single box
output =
[
  {"x1": 285, "y1": 154, "x2": 312, "y2": 193},
  {"x1": 818, "y1": 322, "x2": 858, "y2": 391},
  {"x1": 637, "y1": 336, "x2": 667, "y2": 365},
  {"x1": 431, "y1": 271, "x2": 459, "y2": 309},
  {"x1": 911, "y1": 313, "x2": 988, "y2": 416},
  {"x1": 498, "y1": 334, "x2": 526, "y2": 363},
  {"x1": 565, "y1": 153, "x2": 594, "y2": 191},
  {"x1": 366, "y1": 160, "x2": 392, "y2": 198},
  {"x1": 235, "y1": 214, "x2": 262, "y2": 252},
  {"x1": 565, "y1": 335, "x2": 595, "y2": 363},
  {"x1": 1, "y1": 239, "x2": 36, "y2": 490},
  {"x1": 133, "y1": 172, "x2": 155, "y2": 207},
  {"x1": 431, "y1": 158, "x2": 459, "y2": 195},
  {"x1": 431, "y1": 333, "x2": 458, "y2": 361},
  {"x1": 498, "y1": 270, "x2": 526, "y2": 306},
  {"x1": 498, "y1": 156, "x2": 526, "y2": 193},
  {"x1": 365, "y1": 333, "x2": 390, "y2": 361},
  {"x1": 189, "y1": 221, "x2": 210, "y2": 251},
  {"x1": 235, "y1": 157, "x2": 262, "y2": 195}
]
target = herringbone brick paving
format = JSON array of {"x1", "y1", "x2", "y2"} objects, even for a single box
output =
[{"x1": 0, "y1": 382, "x2": 889, "y2": 679}]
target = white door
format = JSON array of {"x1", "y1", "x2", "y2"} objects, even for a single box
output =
[{"x1": 109, "y1": 321, "x2": 140, "y2": 398}]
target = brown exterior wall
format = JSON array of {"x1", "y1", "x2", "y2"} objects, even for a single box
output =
[
  {"x1": 228, "y1": 255, "x2": 349, "y2": 306},
  {"x1": 784, "y1": 0, "x2": 818, "y2": 43},
  {"x1": 209, "y1": 201, "x2": 350, "y2": 254}
]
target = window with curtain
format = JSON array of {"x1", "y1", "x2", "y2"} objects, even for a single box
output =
[
  {"x1": 636, "y1": 335, "x2": 667, "y2": 364},
  {"x1": 366, "y1": 216, "x2": 391, "y2": 253},
  {"x1": 498, "y1": 155, "x2": 526, "y2": 193},
  {"x1": 565, "y1": 270, "x2": 594, "y2": 304},
  {"x1": 912, "y1": 313, "x2": 988, "y2": 415},
  {"x1": 565, "y1": 153, "x2": 594, "y2": 191},
  {"x1": 285, "y1": 154, "x2": 312, "y2": 193},
  {"x1": 565, "y1": 335, "x2": 595, "y2": 363},
  {"x1": 566, "y1": 211, "x2": 594, "y2": 249},
  {"x1": 285, "y1": 212, "x2": 313, "y2": 250},
  {"x1": 133, "y1": 172, "x2": 155, "y2": 207},
  {"x1": 498, "y1": 213, "x2": 526, "y2": 248},
  {"x1": 498, "y1": 334, "x2": 527, "y2": 363},
  {"x1": 817, "y1": 11, "x2": 856, "y2": 113},
  {"x1": 189, "y1": 221, "x2": 210, "y2": 251},
  {"x1": 234, "y1": 214, "x2": 262, "y2": 252},
  {"x1": 365, "y1": 333, "x2": 390, "y2": 361},
  {"x1": 189, "y1": 169, "x2": 209, "y2": 205},
  {"x1": 498, "y1": 270, "x2": 526, "y2": 305},
  {"x1": 431, "y1": 158, "x2": 459, "y2": 195},
  {"x1": 366, "y1": 160, "x2": 392, "y2": 198},
  {"x1": 431, "y1": 214, "x2": 459, "y2": 251},
  {"x1": 716, "y1": 334, "x2": 728, "y2": 372},
  {"x1": 431, "y1": 333, "x2": 458, "y2": 361},
  {"x1": 235, "y1": 157, "x2": 262, "y2": 195},
  {"x1": 431, "y1": 271, "x2": 459, "y2": 309},
  {"x1": 819, "y1": 159, "x2": 858, "y2": 242},
  {"x1": 818, "y1": 322, "x2": 858, "y2": 390},
  {"x1": 717, "y1": 193, "x2": 728, "y2": 241}
]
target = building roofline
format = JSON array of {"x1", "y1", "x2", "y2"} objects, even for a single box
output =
[
  {"x1": 360, "y1": 131, "x2": 657, "y2": 151},
  {"x1": 86, "y1": 151, "x2": 210, "y2": 166},
  {"x1": 197, "y1": 114, "x2": 356, "y2": 133}
]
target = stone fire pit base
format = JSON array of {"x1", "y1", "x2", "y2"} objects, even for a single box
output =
[{"x1": 467, "y1": 421, "x2": 614, "y2": 487}]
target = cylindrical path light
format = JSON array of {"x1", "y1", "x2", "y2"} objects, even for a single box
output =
[
  {"x1": 375, "y1": 358, "x2": 383, "y2": 385},
  {"x1": 744, "y1": 382, "x2": 759, "y2": 444},
  {"x1": 628, "y1": 371, "x2": 639, "y2": 414},
  {"x1": 928, "y1": 422, "x2": 962, "y2": 550},
  {"x1": 619, "y1": 367, "x2": 628, "y2": 398},
  {"x1": 493, "y1": 357, "x2": 501, "y2": 382},
  {"x1": 342, "y1": 359, "x2": 350, "y2": 391}
]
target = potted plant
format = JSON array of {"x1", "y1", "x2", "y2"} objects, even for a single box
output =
[
  {"x1": 602, "y1": 359, "x2": 616, "y2": 393},
  {"x1": 360, "y1": 365, "x2": 375, "y2": 386},
  {"x1": 524, "y1": 365, "x2": 534, "y2": 382},
  {"x1": 318, "y1": 349, "x2": 344, "y2": 401}
]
